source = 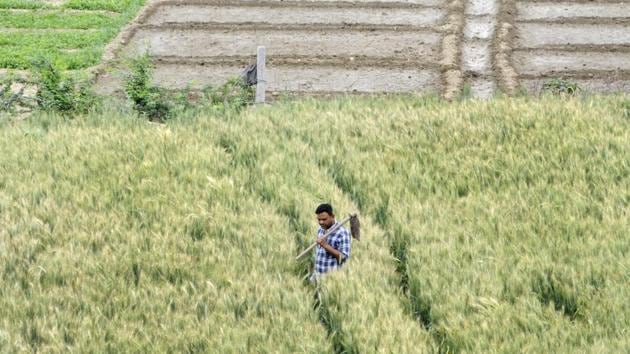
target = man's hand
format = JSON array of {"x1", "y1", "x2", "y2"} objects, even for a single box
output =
[
  {"x1": 316, "y1": 236, "x2": 344, "y2": 263},
  {"x1": 316, "y1": 236, "x2": 328, "y2": 247}
]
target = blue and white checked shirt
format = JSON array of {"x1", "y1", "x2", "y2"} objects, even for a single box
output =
[{"x1": 314, "y1": 222, "x2": 351, "y2": 275}]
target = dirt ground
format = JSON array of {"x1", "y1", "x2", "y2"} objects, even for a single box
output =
[
  {"x1": 510, "y1": 1, "x2": 630, "y2": 95},
  {"x1": 95, "y1": 0, "x2": 630, "y2": 98}
]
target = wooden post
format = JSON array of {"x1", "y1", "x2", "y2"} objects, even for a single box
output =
[{"x1": 255, "y1": 46, "x2": 266, "y2": 104}]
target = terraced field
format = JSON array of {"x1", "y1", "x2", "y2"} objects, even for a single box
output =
[
  {"x1": 95, "y1": 0, "x2": 449, "y2": 97},
  {"x1": 92, "y1": 0, "x2": 630, "y2": 98},
  {"x1": 510, "y1": 0, "x2": 630, "y2": 94},
  {"x1": 3, "y1": 0, "x2": 628, "y2": 98}
]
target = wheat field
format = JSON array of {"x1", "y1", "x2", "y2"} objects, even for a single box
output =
[{"x1": 1, "y1": 95, "x2": 628, "y2": 352}]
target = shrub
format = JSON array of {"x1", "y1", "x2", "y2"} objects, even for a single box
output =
[
  {"x1": 123, "y1": 54, "x2": 170, "y2": 121},
  {"x1": 542, "y1": 78, "x2": 581, "y2": 96},
  {"x1": 201, "y1": 77, "x2": 254, "y2": 111},
  {"x1": 0, "y1": 76, "x2": 17, "y2": 112},
  {"x1": 31, "y1": 56, "x2": 96, "y2": 113}
]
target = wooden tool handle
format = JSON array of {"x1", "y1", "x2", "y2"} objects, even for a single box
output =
[
  {"x1": 295, "y1": 215, "x2": 351, "y2": 260},
  {"x1": 294, "y1": 242, "x2": 318, "y2": 261}
]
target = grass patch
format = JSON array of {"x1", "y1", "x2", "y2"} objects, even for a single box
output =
[
  {"x1": 64, "y1": 0, "x2": 142, "y2": 12},
  {"x1": 0, "y1": 0, "x2": 48, "y2": 10},
  {"x1": 0, "y1": 10, "x2": 117, "y2": 29},
  {"x1": 0, "y1": 0, "x2": 146, "y2": 71}
]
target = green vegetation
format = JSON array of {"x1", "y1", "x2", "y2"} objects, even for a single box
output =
[
  {"x1": 1, "y1": 76, "x2": 18, "y2": 111},
  {"x1": 31, "y1": 56, "x2": 95, "y2": 113},
  {"x1": 0, "y1": 31, "x2": 108, "y2": 70},
  {"x1": 0, "y1": 0, "x2": 47, "y2": 10},
  {"x1": 198, "y1": 77, "x2": 255, "y2": 112},
  {"x1": 123, "y1": 54, "x2": 171, "y2": 121},
  {"x1": 290, "y1": 96, "x2": 628, "y2": 352},
  {"x1": 1, "y1": 75, "x2": 37, "y2": 114},
  {"x1": 0, "y1": 0, "x2": 146, "y2": 70},
  {"x1": 0, "y1": 10, "x2": 116, "y2": 29},
  {"x1": 123, "y1": 54, "x2": 254, "y2": 121},
  {"x1": 0, "y1": 0, "x2": 140, "y2": 11},
  {"x1": 1, "y1": 95, "x2": 628, "y2": 352},
  {"x1": 543, "y1": 78, "x2": 581, "y2": 96}
]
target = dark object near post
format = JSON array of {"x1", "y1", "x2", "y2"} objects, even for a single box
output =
[
  {"x1": 240, "y1": 46, "x2": 266, "y2": 103},
  {"x1": 242, "y1": 64, "x2": 257, "y2": 86}
]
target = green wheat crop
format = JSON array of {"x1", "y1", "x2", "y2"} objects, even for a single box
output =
[{"x1": 1, "y1": 95, "x2": 628, "y2": 352}]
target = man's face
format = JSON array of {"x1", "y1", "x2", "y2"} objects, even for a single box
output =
[{"x1": 317, "y1": 212, "x2": 335, "y2": 230}]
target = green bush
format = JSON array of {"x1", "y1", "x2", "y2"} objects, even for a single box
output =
[
  {"x1": 201, "y1": 77, "x2": 254, "y2": 111},
  {"x1": 0, "y1": 76, "x2": 15, "y2": 112},
  {"x1": 542, "y1": 78, "x2": 581, "y2": 96},
  {"x1": 123, "y1": 54, "x2": 170, "y2": 121},
  {"x1": 32, "y1": 57, "x2": 96, "y2": 113},
  {"x1": 1, "y1": 75, "x2": 38, "y2": 116},
  {"x1": 124, "y1": 54, "x2": 255, "y2": 120}
]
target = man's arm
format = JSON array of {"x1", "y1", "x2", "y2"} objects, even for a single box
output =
[{"x1": 316, "y1": 235, "x2": 346, "y2": 263}]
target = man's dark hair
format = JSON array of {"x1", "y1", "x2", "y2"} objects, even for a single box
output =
[{"x1": 315, "y1": 203, "x2": 334, "y2": 216}]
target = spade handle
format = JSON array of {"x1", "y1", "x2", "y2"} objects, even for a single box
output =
[{"x1": 295, "y1": 214, "x2": 353, "y2": 261}]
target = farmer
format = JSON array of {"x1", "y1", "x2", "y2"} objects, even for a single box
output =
[{"x1": 311, "y1": 203, "x2": 351, "y2": 282}]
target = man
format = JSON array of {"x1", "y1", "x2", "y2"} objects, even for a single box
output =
[{"x1": 312, "y1": 203, "x2": 351, "y2": 281}]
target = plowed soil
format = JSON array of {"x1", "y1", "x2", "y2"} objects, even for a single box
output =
[
  {"x1": 510, "y1": 0, "x2": 630, "y2": 94},
  {"x1": 95, "y1": 0, "x2": 630, "y2": 97}
]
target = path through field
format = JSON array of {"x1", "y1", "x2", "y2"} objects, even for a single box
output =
[{"x1": 96, "y1": 0, "x2": 630, "y2": 98}]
